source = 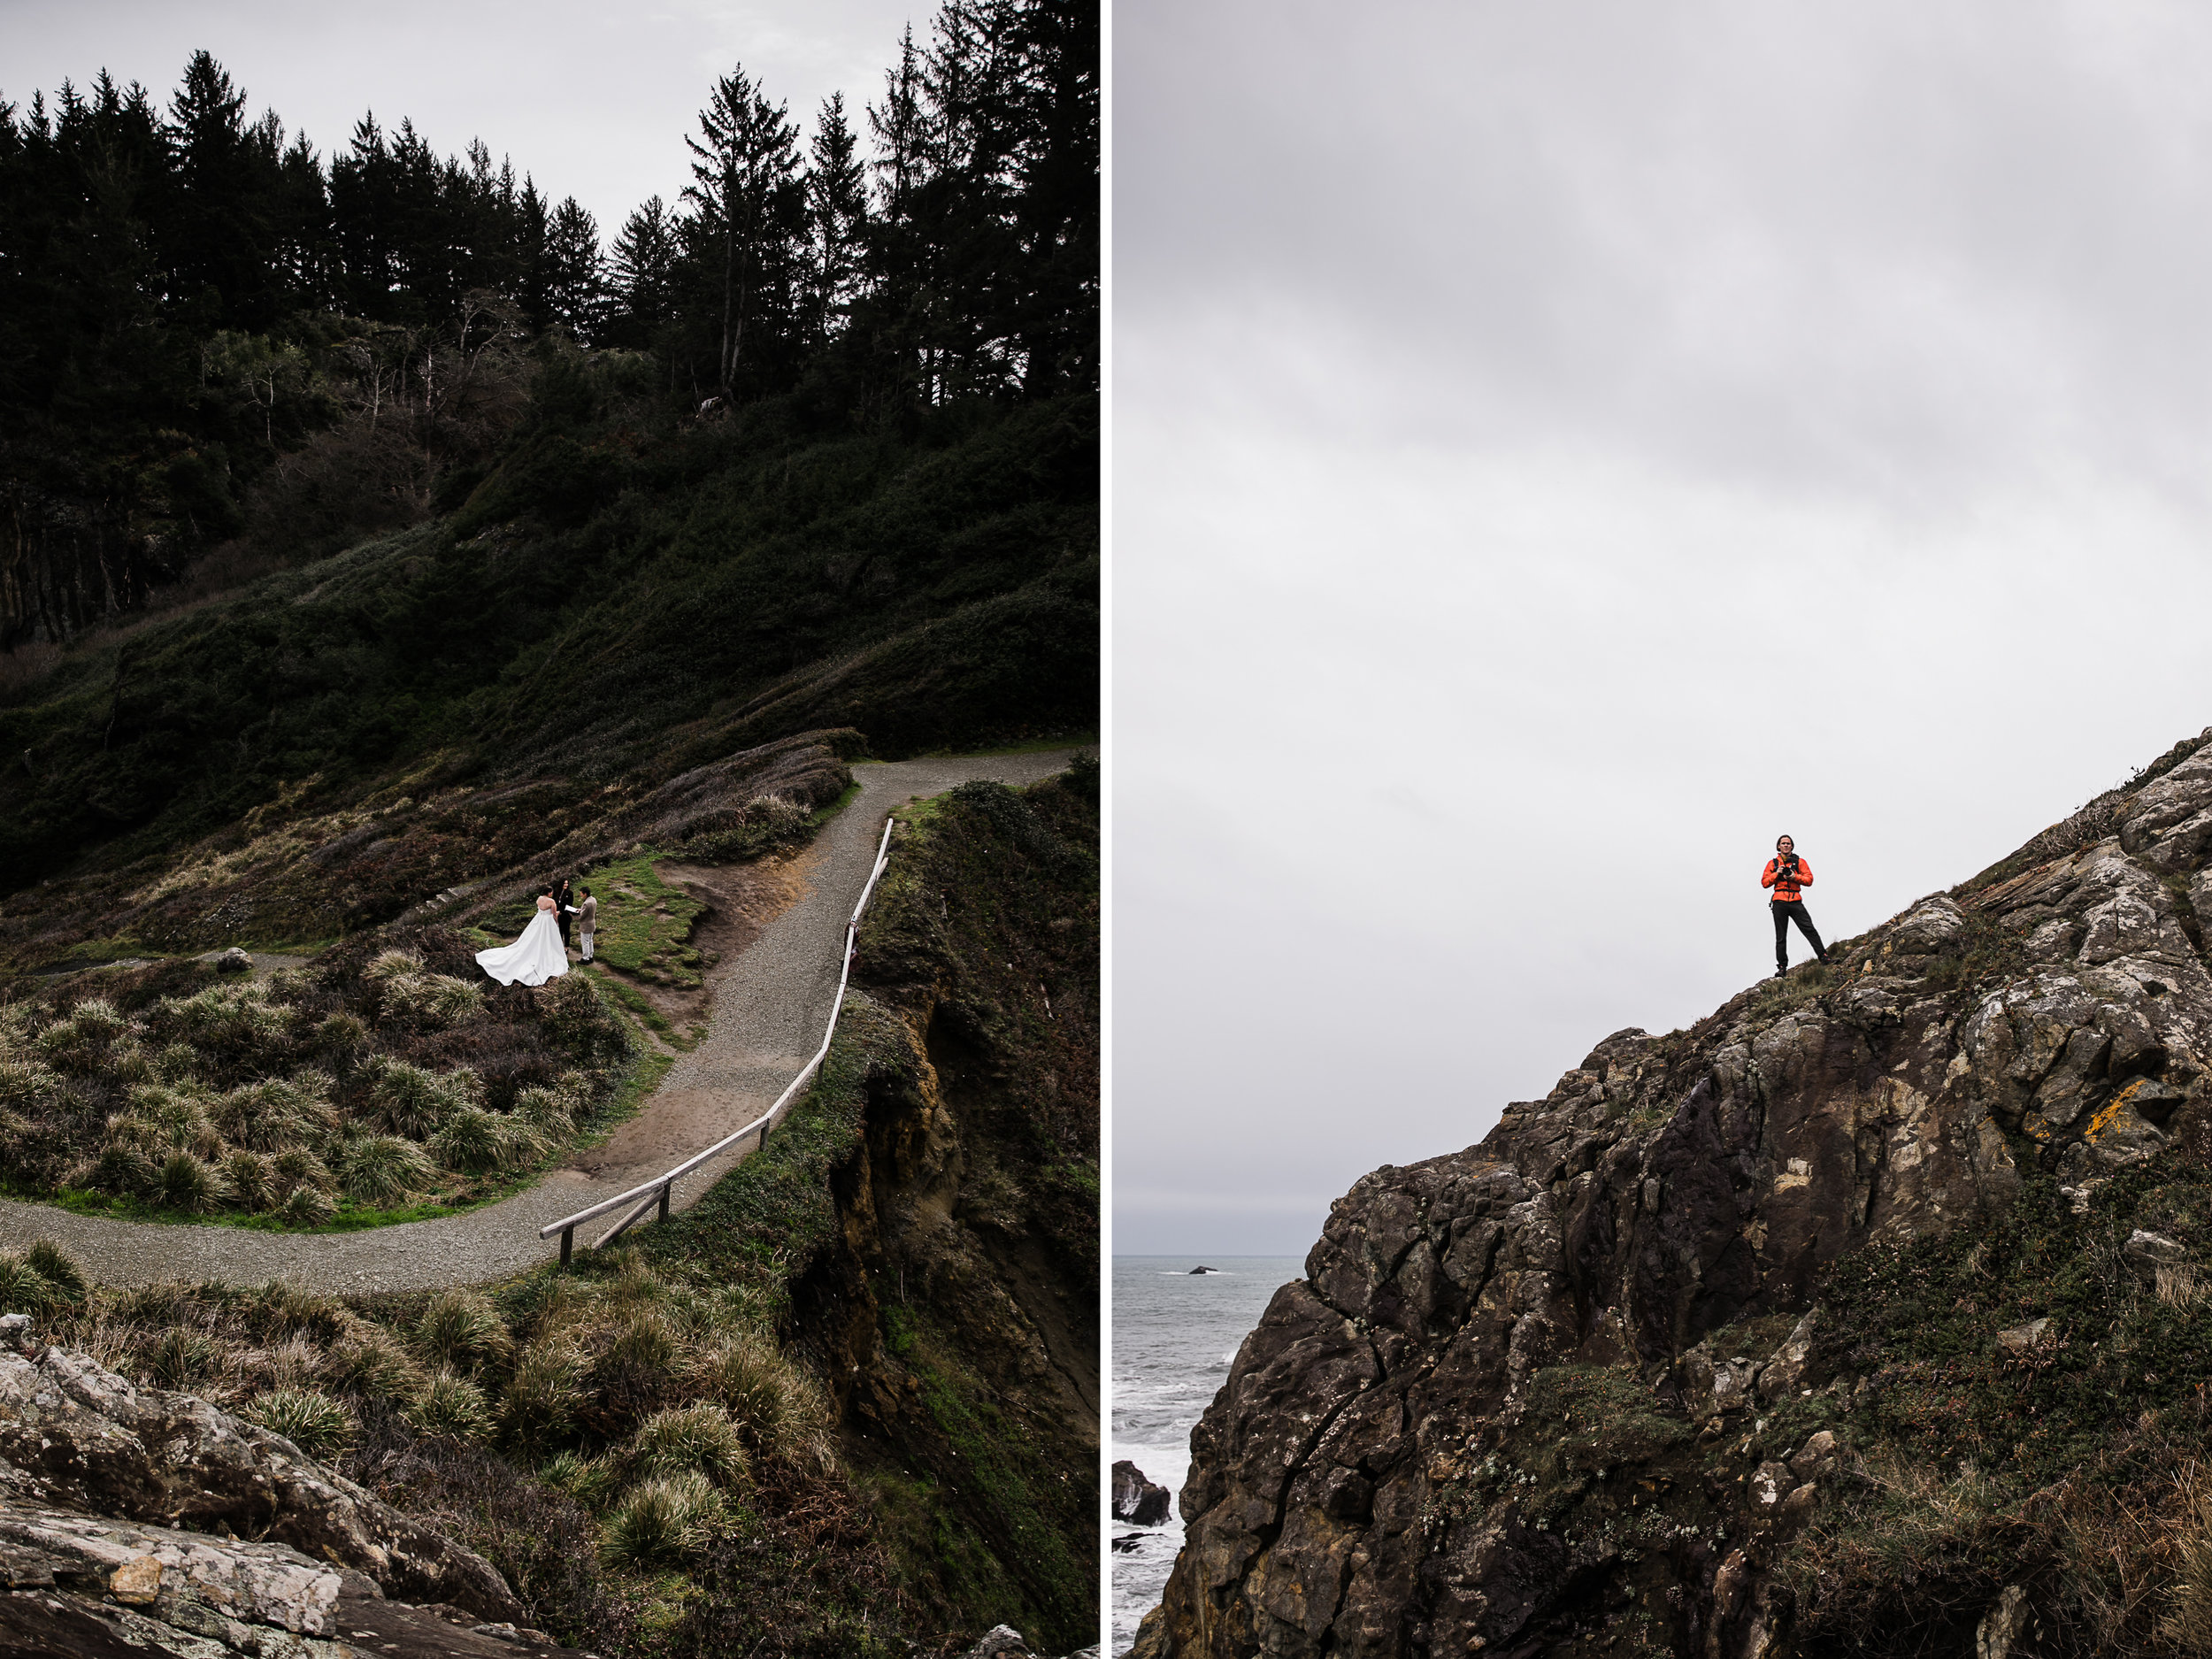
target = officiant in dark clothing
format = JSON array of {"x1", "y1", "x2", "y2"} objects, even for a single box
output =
[{"x1": 553, "y1": 877, "x2": 576, "y2": 949}]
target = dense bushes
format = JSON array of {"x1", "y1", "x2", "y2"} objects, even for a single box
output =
[
  {"x1": 0, "y1": 391, "x2": 1097, "y2": 894},
  {"x1": 6, "y1": 1241, "x2": 844, "y2": 1649},
  {"x1": 0, "y1": 928, "x2": 628, "y2": 1223}
]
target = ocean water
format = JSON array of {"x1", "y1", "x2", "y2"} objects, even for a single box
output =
[{"x1": 1110, "y1": 1255, "x2": 1306, "y2": 1657}]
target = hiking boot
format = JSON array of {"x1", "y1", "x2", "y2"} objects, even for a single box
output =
[{"x1": 1775, "y1": 966, "x2": 1787, "y2": 979}]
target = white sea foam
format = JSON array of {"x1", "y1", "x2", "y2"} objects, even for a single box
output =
[{"x1": 1110, "y1": 1256, "x2": 1302, "y2": 1655}]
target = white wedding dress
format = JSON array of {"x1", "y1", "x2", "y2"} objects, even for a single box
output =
[{"x1": 476, "y1": 907, "x2": 570, "y2": 987}]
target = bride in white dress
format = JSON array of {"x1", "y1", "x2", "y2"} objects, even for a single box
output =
[{"x1": 476, "y1": 891, "x2": 571, "y2": 987}]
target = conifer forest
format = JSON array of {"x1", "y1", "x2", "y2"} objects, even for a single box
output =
[{"x1": 0, "y1": 0, "x2": 1096, "y2": 648}]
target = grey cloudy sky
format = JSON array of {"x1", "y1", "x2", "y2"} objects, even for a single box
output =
[
  {"x1": 0, "y1": 0, "x2": 922, "y2": 238},
  {"x1": 1114, "y1": 1, "x2": 2212, "y2": 1255}
]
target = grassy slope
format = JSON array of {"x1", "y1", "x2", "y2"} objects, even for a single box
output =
[
  {"x1": 636, "y1": 758, "x2": 1101, "y2": 1653},
  {"x1": 0, "y1": 374, "x2": 1098, "y2": 894},
  {"x1": 0, "y1": 763, "x2": 1096, "y2": 1658}
]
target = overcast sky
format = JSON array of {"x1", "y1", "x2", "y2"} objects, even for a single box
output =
[
  {"x1": 1114, "y1": 0, "x2": 2212, "y2": 1256},
  {"x1": 0, "y1": 0, "x2": 922, "y2": 239}
]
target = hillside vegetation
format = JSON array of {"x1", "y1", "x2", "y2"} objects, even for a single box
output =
[
  {"x1": 0, "y1": 759, "x2": 1097, "y2": 1655},
  {"x1": 0, "y1": 382, "x2": 1095, "y2": 905}
]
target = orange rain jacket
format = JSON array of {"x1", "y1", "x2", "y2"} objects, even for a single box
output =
[{"x1": 1763, "y1": 856, "x2": 1813, "y2": 902}]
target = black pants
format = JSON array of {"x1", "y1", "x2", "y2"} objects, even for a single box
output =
[{"x1": 1772, "y1": 900, "x2": 1824, "y2": 970}]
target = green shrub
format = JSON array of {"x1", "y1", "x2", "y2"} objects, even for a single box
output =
[
  {"x1": 35, "y1": 1000, "x2": 135, "y2": 1073},
  {"x1": 147, "y1": 1325, "x2": 224, "y2": 1391},
  {"x1": 152, "y1": 1151, "x2": 231, "y2": 1213},
  {"x1": 539, "y1": 975, "x2": 626, "y2": 1060},
  {"x1": 0, "y1": 1252, "x2": 62, "y2": 1317},
  {"x1": 365, "y1": 1058, "x2": 477, "y2": 1139},
  {"x1": 211, "y1": 1074, "x2": 335, "y2": 1152},
  {"x1": 539, "y1": 1448, "x2": 617, "y2": 1511},
  {"x1": 313, "y1": 1010, "x2": 369, "y2": 1060},
  {"x1": 705, "y1": 1331, "x2": 833, "y2": 1467},
  {"x1": 340, "y1": 1135, "x2": 436, "y2": 1206},
  {"x1": 325, "y1": 1326, "x2": 427, "y2": 1401},
  {"x1": 408, "y1": 1368, "x2": 494, "y2": 1442},
  {"x1": 413, "y1": 1288, "x2": 513, "y2": 1374},
  {"x1": 428, "y1": 1106, "x2": 539, "y2": 1175},
  {"x1": 248, "y1": 1386, "x2": 357, "y2": 1460},
  {"x1": 157, "y1": 981, "x2": 294, "y2": 1063},
  {"x1": 380, "y1": 971, "x2": 484, "y2": 1030},
  {"x1": 363, "y1": 949, "x2": 425, "y2": 985},
  {"x1": 600, "y1": 1471, "x2": 727, "y2": 1567},
  {"x1": 87, "y1": 1143, "x2": 155, "y2": 1196},
  {"x1": 279, "y1": 1182, "x2": 337, "y2": 1225},
  {"x1": 23, "y1": 1241, "x2": 85, "y2": 1306},
  {"x1": 152, "y1": 1042, "x2": 202, "y2": 1084},
  {"x1": 503, "y1": 1339, "x2": 586, "y2": 1448},
  {"x1": 224, "y1": 1149, "x2": 277, "y2": 1210},
  {"x1": 512, "y1": 1085, "x2": 576, "y2": 1141},
  {"x1": 630, "y1": 1402, "x2": 751, "y2": 1489},
  {"x1": 250, "y1": 1279, "x2": 348, "y2": 1340},
  {"x1": 603, "y1": 1305, "x2": 678, "y2": 1373},
  {"x1": 0, "y1": 1060, "x2": 58, "y2": 1113},
  {"x1": 271, "y1": 1145, "x2": 335, "y2": 1192}
]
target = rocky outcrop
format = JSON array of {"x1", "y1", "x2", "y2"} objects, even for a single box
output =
[
  {"x1": 1136, "y1": 732, "x2": 2212, "y2": 1658},
  {"x1": 0, "y1": 1331, "x2": 568, "y2": 1656},
  {"x1": 0, "y1": 1497, "x2": 584, "y2": 1656},
  {"x1": 1115, "y1": 1460, "x2": 1173, "y2": 1526}
]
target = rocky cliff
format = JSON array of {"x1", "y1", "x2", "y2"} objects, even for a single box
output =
[
  {"x1": 634, "y1": 759, "x2": 1100, "y2": 1655},
  {"x1": 0, "y1": 1321, "x2": 586, "y2": 1657},
  {"x1": 1136, "y1": 730, "x2": 2212, "y2": 1659}
]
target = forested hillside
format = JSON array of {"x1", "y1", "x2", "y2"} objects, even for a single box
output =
[
  {"x1": 0, "y1": 0, "x2": 1094, "y2": 644},
  {"x1": 0, "y1": 0, "x2": 1097, "y2": 901}
]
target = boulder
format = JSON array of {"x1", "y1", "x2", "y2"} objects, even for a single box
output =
[
  {"x1": 960, "y1": 1626, "x2": 1035, "y2": 1657},
  {"x1": 1111, "y1": 1459, "x2": 1172, "y2": 1526},
  {"x1": 0, "y1": 1341, "x2": 520, "y2": 1622},
  {"x1": 0, "y1": 1494, "x2": 586, "y2": 1657},
  {"x1": 2124, "y1": 1229, "x2": 2188, "y2": 1271}
]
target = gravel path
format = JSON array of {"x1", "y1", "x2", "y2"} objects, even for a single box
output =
[{"x1": 0, "y1": 750, "x2": 1080, "y2": 1293}]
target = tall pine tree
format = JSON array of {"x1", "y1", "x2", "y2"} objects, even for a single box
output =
[{"x1": 682, "y1": 66, "x2": 804, "y2": 402}]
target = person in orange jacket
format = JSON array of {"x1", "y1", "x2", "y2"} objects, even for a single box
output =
[{"x1": 1763, "y1": 833, "x2": 1828, "y2": 978}]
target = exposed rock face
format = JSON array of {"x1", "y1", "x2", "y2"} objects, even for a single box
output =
[
  {"x1": 0, "y1": 1497, "x2": 585, "y2": 1656},
  {"x1": 0, "y1": 1339, "x2": 527, "y2": 1632},
  {"x1": 1136, "y1": 733, "x2": 2212, "y2": 1658},
  {"x1": 1115, "y1": 1459, "x2": 1173, "y2": 1525}
]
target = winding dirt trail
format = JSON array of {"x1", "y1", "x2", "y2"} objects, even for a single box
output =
[{"x1": 0, "y1": 751, "x2": 1079, "y2": 1293}]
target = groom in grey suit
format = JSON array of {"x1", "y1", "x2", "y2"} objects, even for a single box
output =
[{"x1": 575, "y1": 887, "x2": 598, "y2": 961}]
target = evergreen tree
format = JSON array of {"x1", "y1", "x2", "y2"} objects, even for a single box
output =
[
  {"x1": 164, "y1": 51, "x2": 278, "y2": 326},
  {"x1": 805, "y1": 93, "x2": 868, "y2": 348},
  {"x1": 543, "y1": 196, "x2": 604, "y2": 340},
  {"x1": 0, "y1": 9, "x2": 1097, "y2": 644},
  {"x1": 681, "y1": 65, "x2": 804, "y2": 402},
  {"x1": 609, "y1": 194, "x2": 680, "y2": 344},
  {"x1": 864, "y1": 27, "x2": 933, "y2": 400}
]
